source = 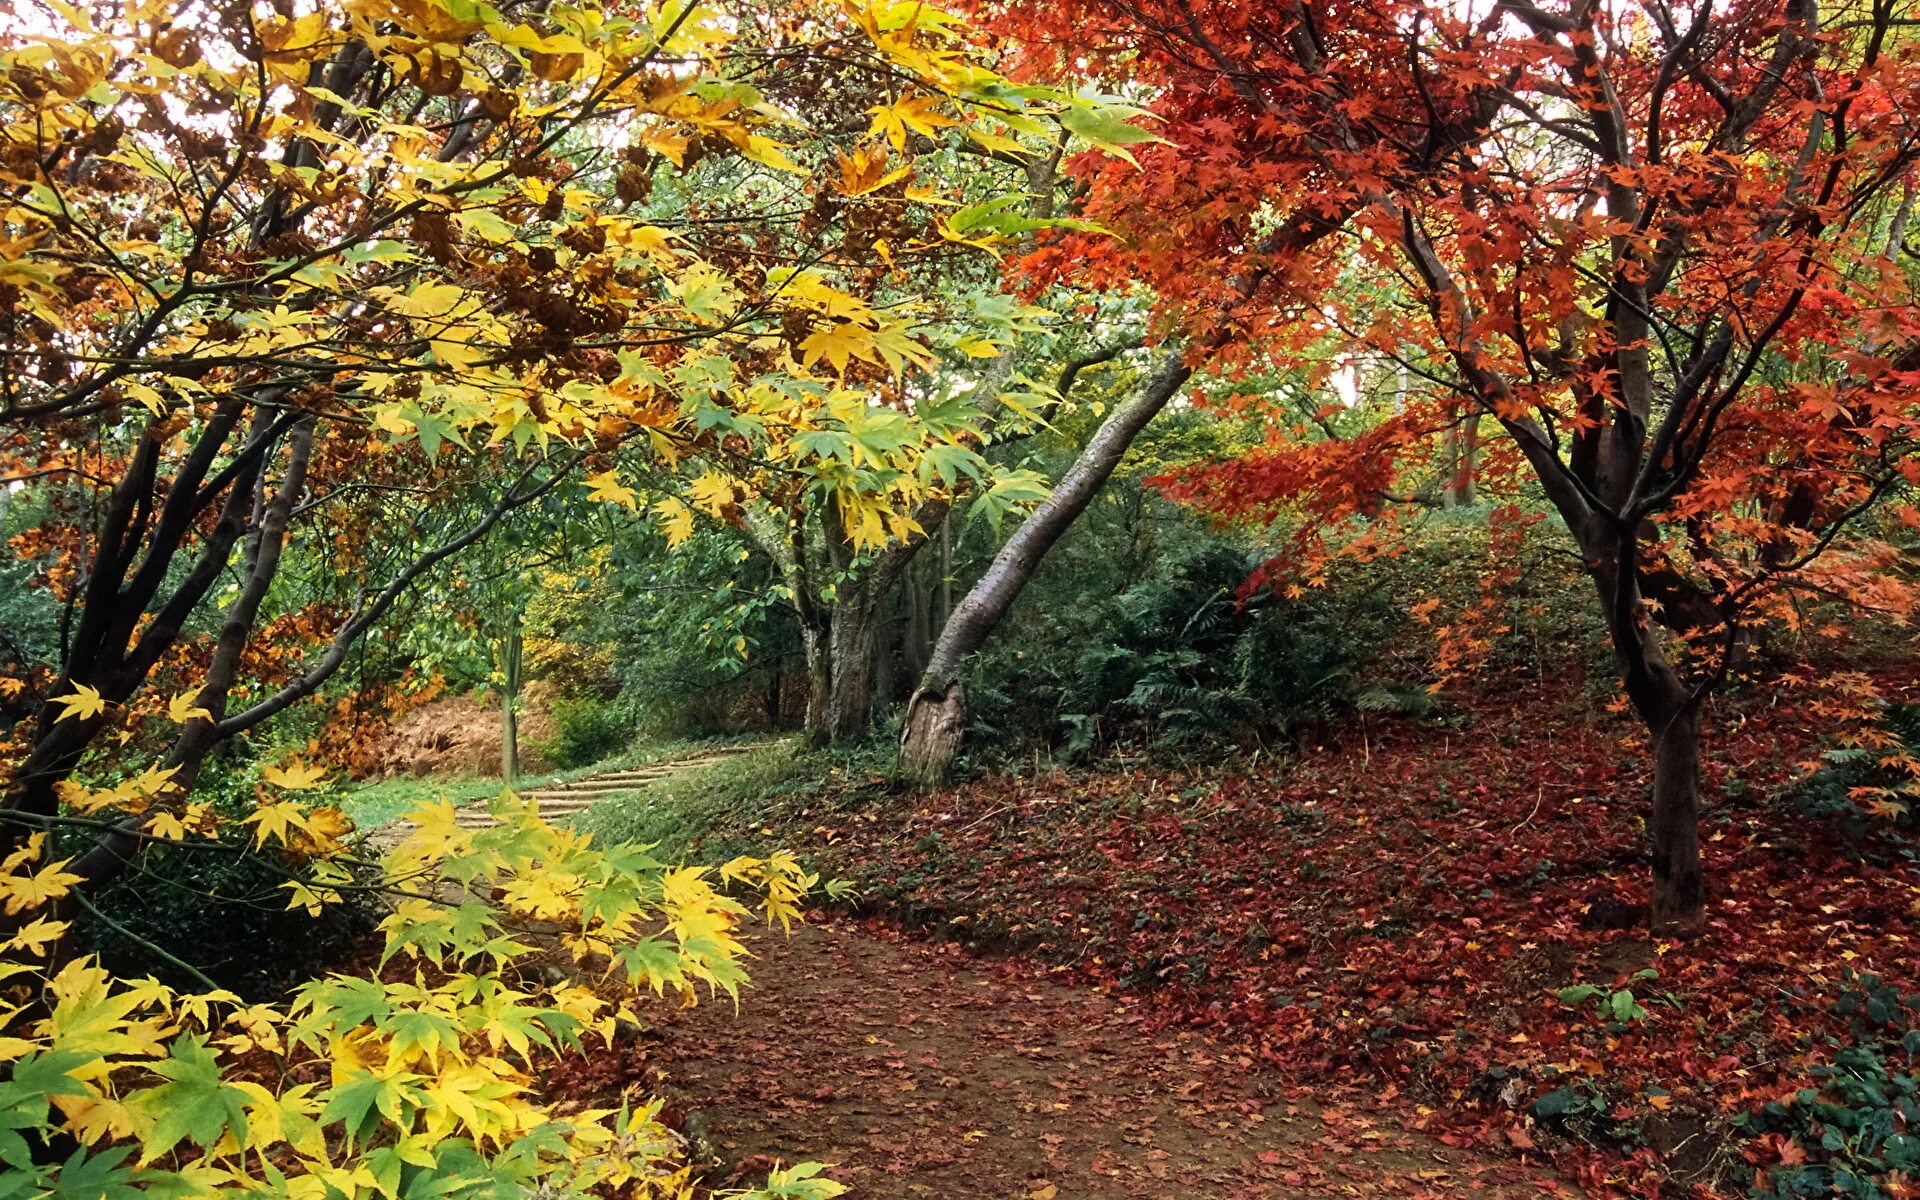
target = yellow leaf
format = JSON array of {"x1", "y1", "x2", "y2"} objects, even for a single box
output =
[
  {"x1": 146, "y1": 811, "x2": 189, "y2": 841},
  {"x1": 686, "y1": 473, "x2": 736, "y2": 517},
  {"x1": 4, "y1": 914, "x2": 70, "y2": 956},
  {"x1": 245, "y1": 801, "x2": 312, "y2": 848},
  {"x1": 800, "y1": 323, "x2": 876, "y2": 375},
  {"x1": 261, "y1": 760, "x2": 330, "y2": 790},
  {"x1": 0, "y1": 855, "x2": 86, "y2": 914},
  {"x1": 120, "y1": 764, "x2": 180, "y2": 801},
  {"x1": 166, "y1": 689, "x2": 213, "y2": 724},
  {"x1": 653, "y1": 496, "x2": 695, "y2": 548},
  {"x1": 55, "y1": 780, "x2": 116, "y2": 815},
  {"x1": 583, "y1": 470, "x2": 639, "y2": 510},
  {"x1": 50, "y1": 683, "x2": 107, "y2": 722},
  {"x1": 866, "y1": 95, "x2": 960, "y2": 152},
  {"x1": 968, "y1": 126, "x2": 1028, "y2": 156}
]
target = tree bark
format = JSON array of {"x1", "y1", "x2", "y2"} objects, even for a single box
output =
[
  {"x1": 897, "y1": 348, "x2": 1193, "y2": 788},
  {"x1": 1588, "y1": 534, "x2": 1708, "y2": 938},
  {"x1": 500, "y1": 611, "x2": 521, "y2": 783},
  {"x1": 1648, "y1": 703, "x2": 1704, "y2": 935},
  {"x1": 824, "y1": 587, "x2": 881, "y2": 741}
]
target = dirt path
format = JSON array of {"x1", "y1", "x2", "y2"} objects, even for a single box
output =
[{"x1": 649, "y1": 918, "x2": 1588, "y2": 1199}]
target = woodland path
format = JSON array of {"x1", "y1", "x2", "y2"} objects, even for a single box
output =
[
  {"x1": 646, "y1": 917, "x2": 1591, "y2": 1200},
  {"x1": 440, "y1": 741, "x2": 783, "y2": 830}
]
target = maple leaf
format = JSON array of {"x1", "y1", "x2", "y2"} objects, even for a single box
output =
[
  {"x1": 50, "y1": 683, "x2": 107, "y2": 722},
  {"x1": 583, "y1": 470, "x2": 639, "y2": 509},
  {"x1": 835, "y1": 144, "x2": 913, "y2": 197},
  {"x1": 800, "y1": 323, "x2": 876, "y2": 375},
  {"x1": 653, "y1": 496, "x2": 696, "y2": 548},
  {"x1": 4, "y1": 914, "x2": 70, "y2": 956},
  {"x1": 166, "y1": 689, "x2": 213, "y2": 724},
  {"x1": 244, "y1": 800, "x2": 312, "y2": 847},
  {"x1": 261, "y1": 760, "x2": 329, "y2": 790},
  {"x1": 0, "y1": 855, "x2": 87, "y2": 915},
  {"x1": 865, "y1": 95, "x2": 960, "y2": 153},
  {"x1": 686, "y1": 472, "x2": 737, "y2": 517}
]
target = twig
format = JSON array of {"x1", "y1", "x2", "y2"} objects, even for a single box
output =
[
  {"x1": 1511, "y1": 785, "x2": 1545, "y2": 833},
  {"x1": 71, "y1": 887, "x2": 222, "y2": 992}
]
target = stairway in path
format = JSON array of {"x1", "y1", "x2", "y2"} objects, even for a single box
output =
[{"x1": 444, "y1": 741, "x2": 782, "y2": 831}]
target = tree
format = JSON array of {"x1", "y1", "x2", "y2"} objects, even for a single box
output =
[
  {"x1": 896, "y1": 0, "x2": 1517, "y2": 783},
  {"x1": 0, "y1": 0, "x2": 1109, "y2": 873},
  {"x1": 1135, "y1": 0, "x2": 1920, "y2": 933}
]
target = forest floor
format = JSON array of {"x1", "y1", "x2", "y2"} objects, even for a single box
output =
[
  {"x1": 614, "y1": 664, "x2": 1920, "y2": 1197},
  {"x1": 642, "y1": 916, "x2": 1587, "y2": 1199}
]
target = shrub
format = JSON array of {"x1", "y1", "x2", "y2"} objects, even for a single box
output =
[
  {"x1": 961, "y1": 501, "x2": 1604, "y2": 761},
  {"x1": 540, "y1": 693, "x2": 635, "y2": 768},
  {"x1": 1788, "y1": 702, "x2": 1920, "y2": 835},
  {"x1": 1, "y1": 766, "x2": 845, "y2": 1199},
  {"x1": 1744, "y1": 972, "x2": 1920, "y2": 1199}
]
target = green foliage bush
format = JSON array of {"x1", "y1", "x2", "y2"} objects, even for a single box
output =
[
  {"x1": 539, "y1": 693, "x2": 635, "y2": 768},
  {"x1": 1744, "y1": 972, "x2": 1920, "y2": 1199},
  {"x1": 83, "y1": 839, "x2": 379, "y2": 998},
  {"x1": 74, "y1": 752, "x2": 378, "y2": 997},
  {"x1": 959, "y1": 473, "x2": 1604, "y2": 760}
]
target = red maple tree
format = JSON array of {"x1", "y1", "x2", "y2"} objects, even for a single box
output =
[{"x1": 1003, "y1": 0, "x2": 1920, "y2": 933}]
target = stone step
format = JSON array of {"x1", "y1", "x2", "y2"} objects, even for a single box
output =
[
  {"x1": 528, "y1": 778, "x2": 664, "y2": 788},
  {"x1": 395, "y1": 741, "x2": 789, "y2": 835}
]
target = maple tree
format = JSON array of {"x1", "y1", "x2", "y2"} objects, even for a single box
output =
[
  {"x1": 0, "y1": 0, "x2": 1141, "y2": 869},
  {"x1": 895, "y1": 0, "x2": 1529, "y2": 784},
  {"x1": 0, "y1": 747, "x2": 847, "y2": 1197},
  {"x1": 961, "y1": 0, "x2": 1920, "y2": 934}
]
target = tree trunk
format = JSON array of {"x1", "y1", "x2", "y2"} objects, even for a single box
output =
[
  {"x1": 1648, "y1": 703, "x2": 1705, "y2": 935},
  {"x1": 801, "y1": 620, "x2": 831, "y2": 747},
  {"x1": 905, "y1": 553, "x2": 932, "y2": 681},
  {"x1": 1589, "y1": 534, "x2": 1708, "y2": 938},
  {"x1": 824, "y1": 596, "x2": 879, "y2": 741},
  {"x1": 500, "y1": 612, "x2": 521, "y2": 783},
  {"x1": 1440, "y1": 411, "x2": 1479, "y2": 508},
  {"x1": 897, "y1": 348, "x2": 1193, "y2": 789},
  {"x1": 898, "y1": 679, "x2": 967, "y2": 788},
  {"x1": 872, "y1": 585, "x2": 898, "y2": 711}
]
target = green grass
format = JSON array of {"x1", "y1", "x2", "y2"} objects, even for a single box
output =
[
  {"x1": 333, "y1": 734, "x2": 771, "y2": 830},
  {"x1": 570, "y1": 741, "x2": 826, "y2": 862}
]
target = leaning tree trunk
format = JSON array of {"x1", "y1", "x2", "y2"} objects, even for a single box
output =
[{"x1": 897, "y1": 348, "x2": 1194, "y2": 789}]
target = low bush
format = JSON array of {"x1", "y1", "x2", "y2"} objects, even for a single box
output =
[
  {"x1": 1788, "y1": 702, "x2": 1920, "y2": 836},
  {"x1": 1744, "y1": 972, "x2": 1920, "y2": 1199},
  {"x1": 540, "y1": 692, "x2": 636, "y2": 768}
]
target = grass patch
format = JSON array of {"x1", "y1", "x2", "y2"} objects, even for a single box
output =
[
  {"x1": 335, "y1": 735, "x2": 770, "y2": 830},
  {"x1": 571, "y1": 740, "x2": 863, "y2": 862}
]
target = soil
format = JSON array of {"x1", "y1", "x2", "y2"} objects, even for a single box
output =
[{"x1": 648, "y1": 917, "x2": 1588, "y2": 1199}]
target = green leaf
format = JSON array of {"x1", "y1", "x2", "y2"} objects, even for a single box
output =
[
  {"x1": 751, "y1": 1161, "x2": 848, "y2": 1200},
  {"x1": 322, "y1": 1070, "x2": 426, "y2": 1146},
  {"x1": 1060, "y1": 101, "x2": 1169, "y2": 166},
  {"x1": 50, "y1": 1145, "x2": 147, "y2": 1200},
  {"x1": 141, "y1": 1039, "x2": 251, "y2": 1160}
]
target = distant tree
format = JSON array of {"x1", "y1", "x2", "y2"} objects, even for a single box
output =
[{"x1": 897, "y1": 0, "x2": 1514, "y2": 784}]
